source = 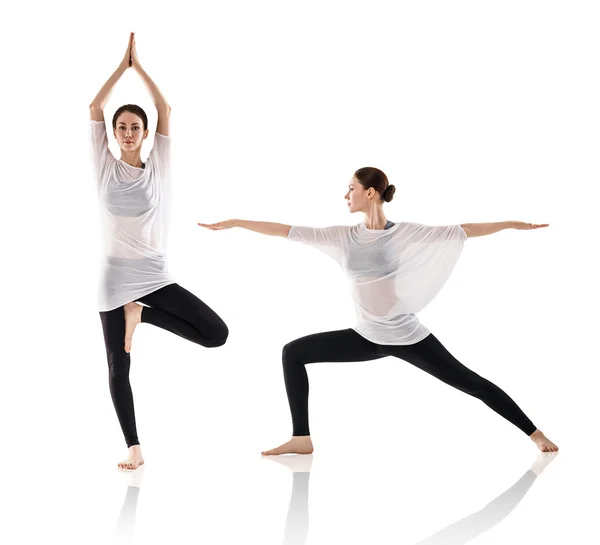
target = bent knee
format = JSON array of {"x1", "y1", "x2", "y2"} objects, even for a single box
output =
[
  {"x1": 207, "y1": 324, "x2": 229, "y2": 348},
  {"x1": 282, "y1": 340, "x2": 305, "y2": 366}
]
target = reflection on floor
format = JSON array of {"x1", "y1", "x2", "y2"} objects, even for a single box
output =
[{"x1": 112, "y1": 452, "x2": 558, "y2": 544}]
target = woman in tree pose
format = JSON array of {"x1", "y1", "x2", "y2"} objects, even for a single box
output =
[
  {"x1": 90, "y1": 33, "x2": 228, "y2": 470},
  {"x1": 199, "y1": 167, "x2": 558, "y2": 456}
]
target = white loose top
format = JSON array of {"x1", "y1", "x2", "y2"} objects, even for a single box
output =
[
  {"x1": 90, "y1": 120, "x2": 175, "y2": 311},
  {"x1": 287, "y1": 221, "x2": 467, "y2": 345}
]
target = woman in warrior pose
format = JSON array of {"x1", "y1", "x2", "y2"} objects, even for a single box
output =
[
  {"x1": 90, "y1": 33, "x2": 229, "y2": 470},
  {"x1": 199, "y1": 167, "x2": 558, "y2": 456}
]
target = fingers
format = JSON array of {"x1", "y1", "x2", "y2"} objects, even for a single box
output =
[
  {"x1": 125, "y1": 32, "x2": 134, "y2": 66},
  {"x1": 519, "y1": 223, "x2": 549, "y2": 230}
]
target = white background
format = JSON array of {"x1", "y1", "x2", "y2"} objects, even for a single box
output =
[{"x1": 1, "y1": 1, "x2": 598, "y2": 543}]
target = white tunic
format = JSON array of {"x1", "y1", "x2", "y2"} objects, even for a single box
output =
[
  {"x1": 287, "y1": 221, "x2": 467, "y2": 345},
  {"x1": 90, "y1": 120, "x2": 175, "y2": 311}
]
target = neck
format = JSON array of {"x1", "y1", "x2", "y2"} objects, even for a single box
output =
[
  {"x1": 120, "y1": 150, "x2": 143, "y2": 168},
  {"x1": 363, "y1": 207, "x2": 388, "y2": 230}
]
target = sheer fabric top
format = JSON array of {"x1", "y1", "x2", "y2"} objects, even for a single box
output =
[
  {"x1": 287, "y1": 221, "x2": 467, "y2": 345},
  {"x1": 90, "y1": 120, "x2": 175, "y2": 311}
]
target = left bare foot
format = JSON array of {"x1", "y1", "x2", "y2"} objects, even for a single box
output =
[
  {"x1": 124, "y1": 302, "x2": 143, "y2": 353},
  {"x1": 261, "y1": 436, "x2": 314, "y2": 456},
  {"x1": 530, "y1": 429, "x2": 559, "y2": 452},
  {"x1": 118, "y1": 445, "x2": 145, "y2": 471}
]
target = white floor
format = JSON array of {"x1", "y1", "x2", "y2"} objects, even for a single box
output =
[{"x1": 3, "y1": 429, "x2": 595, "y2": 545}]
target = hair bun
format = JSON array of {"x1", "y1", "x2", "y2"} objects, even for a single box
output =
[{"x1": 384, "y1": 184, "x2": 396, "y2": 202}]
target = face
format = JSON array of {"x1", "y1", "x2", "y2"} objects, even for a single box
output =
[
  {"x1": 344, "y1": 176, "x2": 377, "y2": 213},
  {"x1": 114, "y1": 112, "x2": 148, "y2": 152}
]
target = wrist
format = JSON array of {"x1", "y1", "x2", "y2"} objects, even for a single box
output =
[{"x1": 505, "y1": 221, "x2": 517, "y2": 229}]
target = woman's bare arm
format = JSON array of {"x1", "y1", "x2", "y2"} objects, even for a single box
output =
[
  {"x1": 461, "y1": 221, "x2": 549, "y2": 238},
  {"x1": 130, "y1": 34, "x2": 171, "y2": 136},
  {"x1": 89, "y1": 33, "x2": 133, "y2": 121},
  {"x1": 198, "y1": 219, "x2": 292, "y2": 237}
]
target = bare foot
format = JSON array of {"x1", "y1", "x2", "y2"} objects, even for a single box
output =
[
  {"x1": 118, "y1": 445, "x2": 145, "y2": 471},
  {"x1": 530, "y1": 429, "x2": 559, "y2": 452},
  {"x1": 261, "y1": 436, "x2": 314, "y2": 456},
  {"x1": 124, "y1": 302, "x2": 143, "y2": 353}
]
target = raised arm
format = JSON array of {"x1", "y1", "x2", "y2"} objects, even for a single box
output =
[
  {"x1": 89, "y1": 33, "x2": 133, "y2": 121},
  {"x1": 198, "y1": 219, "x2": 291, "y2": 237},
  {"x1": 198, "y1": 220, "x2": 349, "y2": 264},
  {"x1": 461, "y1": 221, "x2": 549, "y2": 238},
  {"x1": 130, "y1": 34, "x2": 171, "y2": 136}
]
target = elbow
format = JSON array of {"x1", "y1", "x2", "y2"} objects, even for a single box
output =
[{"x1": 158, "y1": 104, "x2": 171, "y2": 117}]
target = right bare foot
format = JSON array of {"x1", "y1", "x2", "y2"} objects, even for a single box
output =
[
  {"x1": 530, "y1": 429, "x2": 559, "y2": 453},
  {"x1": 124, "y1": 302, "x2": 143, "y2": 353},
  {"x1": 261, "y1": 436, "x2": 314, "y2": 456},
  {"x1": 118, "y1": 445, "x2": 145, "y2": 471}
]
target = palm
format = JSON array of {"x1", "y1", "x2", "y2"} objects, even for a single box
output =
[
  {"x1": 122, "y1": 32, "x2": 134, "y2": 68},
  {"x1": 514, "y1": 222, "x2": 549, "y2": 230},
  {"x1": 198, "y1": 220, "x2": 235, "y2": 230},
  {"x1": 130, "y1": 34, "x2": 139, "y2": 67}
]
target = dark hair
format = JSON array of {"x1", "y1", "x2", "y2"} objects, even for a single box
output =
[
  {"x1": 112, "y1": 104, "x2": 148, "y2": 131},
  {"x1": 354, "y1": 167, "x2": 396, "y2": 203}
]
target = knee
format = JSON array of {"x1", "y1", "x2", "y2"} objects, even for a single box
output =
[
  {"x1": 207, "y1": 323, "x2": 229, "y2": 348},
  {"x1": 282, "y1": 340, "x2": 303, "y2": 368},
  {"x1": 107, "y1": 352, "x2": 131, "y2": 380},
  {"x1": 460, "y1": 374, "x2": 488, "y2": 397}
]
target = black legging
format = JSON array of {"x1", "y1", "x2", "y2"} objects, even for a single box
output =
[
  {"x1": 99, "y1": 283, "x2": 229, "y2": 447},
  {"x1": 282, "y1": 329, "x2": 536, "y2": 437}
]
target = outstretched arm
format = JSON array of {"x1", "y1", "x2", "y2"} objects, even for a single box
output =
[
  {"x1": 130, "y1": 34, "x2": 171, "y2": 136},
  {"x1": 89, "y1": 33, "x2": 133, "y2": 121},
  {"x1": 198, "y1": 219, "x2": 292, "y2": 237},
  {"x1": 461, "y1": 221, "x2": 549, "y2": 238}
]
